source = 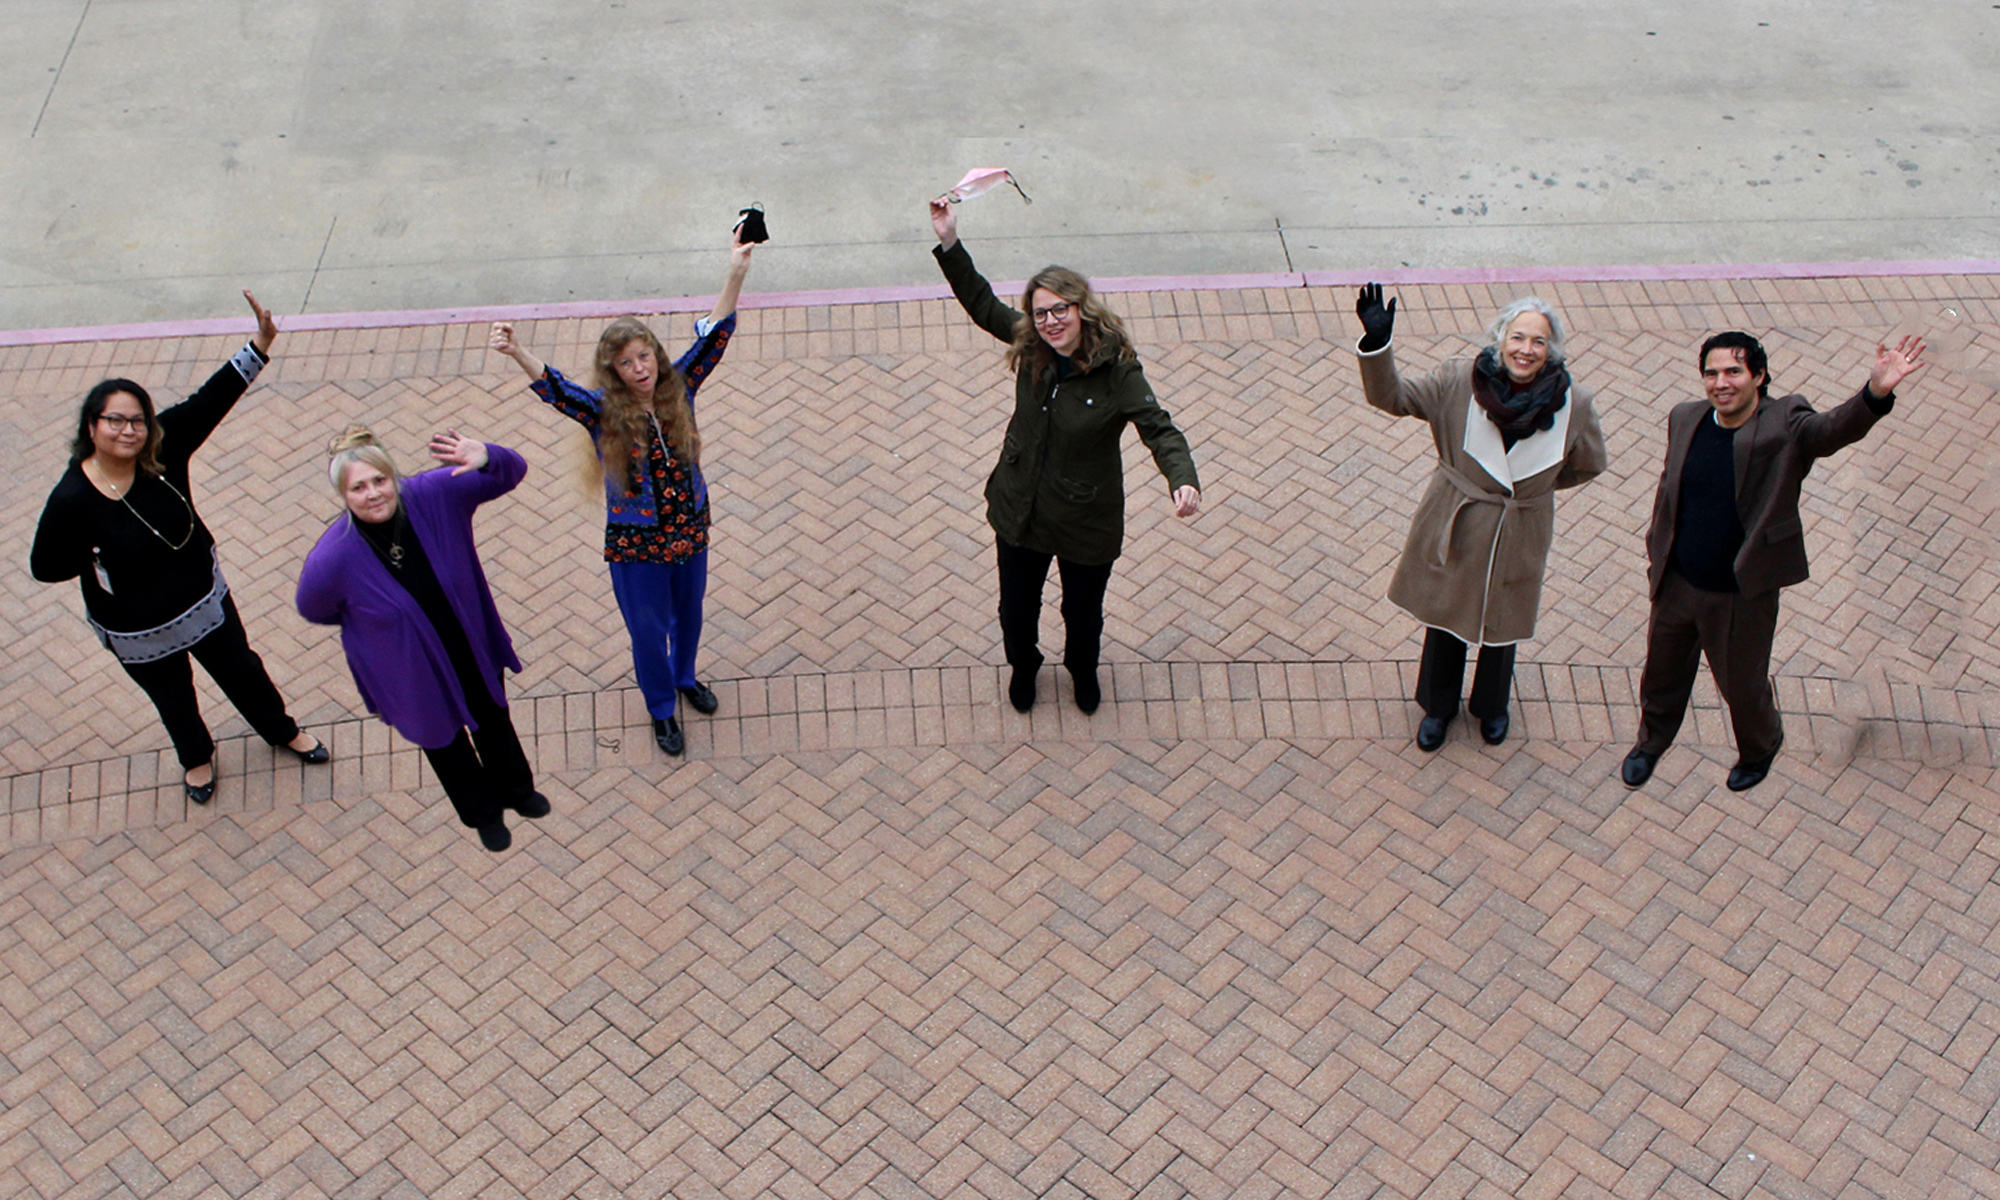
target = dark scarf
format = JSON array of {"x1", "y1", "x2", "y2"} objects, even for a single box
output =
[{"x1": 1472, "y1": 348, "x2": 1569, "y2": 448}]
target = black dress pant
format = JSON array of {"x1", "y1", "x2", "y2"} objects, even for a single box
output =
[
  {"x1": 422, "y1": 674, "x2": 535, "y2": 830},
  {"x1": 1635, "y1": 569, "x2": 1783, "y2": 761},
  {"x1": 995, "y1": 536, "x2": 1116, "y2": 674},
  {"x1": 1415, "y1": 627, "x2": 1515, "y2": 721},
  {"x1": 118, "y1": 596, "x2": 301, "y2": 770}
]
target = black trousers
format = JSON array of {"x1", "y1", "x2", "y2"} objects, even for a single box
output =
[
  {"x1": 421, "y1": 674, "x2": 535, "y2": 829},
  {"x1": 995, "y1": 536, "x2": 1116, "y2": 674},
  {"x1": 1415, "y1": 627, "x2": 1516, "y2": 721},
  {"x1": 117, "y1": 596, "x2": 301, "y2": 770},
  {"x1": 1635, "y1": 569, "x2": 1783, "y2": 761}
]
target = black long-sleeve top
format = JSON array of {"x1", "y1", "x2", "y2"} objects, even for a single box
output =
[{"x1": 30, "y1": 345, "x2": 268, "y2": 632}]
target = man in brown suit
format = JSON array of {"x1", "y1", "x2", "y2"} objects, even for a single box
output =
[{"x1": 1622, "y1": 330, "x2": 1927, "y2": 791}]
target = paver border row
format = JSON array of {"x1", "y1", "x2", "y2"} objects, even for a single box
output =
[{"x1": 7, "y1": 660, "x2": 1995, "y2": 851}]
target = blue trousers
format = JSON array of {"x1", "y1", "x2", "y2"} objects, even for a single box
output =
[{"x1": 609, "y1": 553, "x2": 707, "y2": 719}]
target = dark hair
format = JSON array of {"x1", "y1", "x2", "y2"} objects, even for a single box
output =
[
  {"x1": 1698, "y1": 331, "x2": 1771, "y2": 398},
  {"x1": 72, "y1": 378, "x2": 164, "y2": 473}
]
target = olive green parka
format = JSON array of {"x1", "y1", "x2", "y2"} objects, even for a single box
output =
[{"x1": 936, "y1": 241, "x2": 1199, "y2": 565}]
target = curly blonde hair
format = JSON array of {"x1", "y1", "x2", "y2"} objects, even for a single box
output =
[
  {"x1": 1005, "y1": 266, "x2": 1136, "y2": 377},
  {"x1": 592, "y1": 317, "x2": 697, "y2": 493}
]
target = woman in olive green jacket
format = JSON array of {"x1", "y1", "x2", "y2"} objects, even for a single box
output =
[{"x1": 929, "y1": 197, "x2": 1202, "y2": 715}]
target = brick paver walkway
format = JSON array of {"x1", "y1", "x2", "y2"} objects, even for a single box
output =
[{"x1": 3, "y1": 275, "x2": 1998, "y2": 1199}]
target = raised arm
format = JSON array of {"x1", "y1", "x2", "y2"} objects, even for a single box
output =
[
  {"x1": 929, "y1": 199, "x2": 1020, "y2": 344},
  {"x1": 246, "y1": 289, "x2": 278, "y2": 357},
  {"x1": 488, "y1": 322, "x2": 547, "y2": 383},
  {"x1": 1353, "y1": 283, "x2": 1449, "y2": 421},
  {"x1": 706, "y1": 230, "x2": 756, "y2": 326}
]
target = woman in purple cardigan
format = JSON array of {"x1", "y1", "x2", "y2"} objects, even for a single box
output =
[{"x1": 297, "y1": 426, "x2": 547, "y2": 851}]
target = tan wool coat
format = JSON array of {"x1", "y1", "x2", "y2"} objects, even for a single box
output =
[{"x1": 1358, "y1": 340, "x2": 1608, "y2": 645}]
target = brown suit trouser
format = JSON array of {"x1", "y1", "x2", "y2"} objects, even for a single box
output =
[{"x1": 1635, "y1": 569, "x2": 1783, "y2": 761}]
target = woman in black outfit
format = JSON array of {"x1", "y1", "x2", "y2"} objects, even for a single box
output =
[
  {"x1": 30, "y1": 290, "x2": 329, "y2": 805},
  {"x1": 928, "y1": 198, "x2": 1202, "y2": 713}
]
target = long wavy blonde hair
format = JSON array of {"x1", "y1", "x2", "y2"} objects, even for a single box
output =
[
  {"x1": 592, "y1": 317, "x2": 697, "y2": 493},
  {"x1": 1006, "y1": 266, "x2": 1136, "y2": 377}
]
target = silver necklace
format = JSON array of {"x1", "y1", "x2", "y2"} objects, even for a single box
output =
[{"x1": 98, "y1": 466, "x2": 195, "y2": 551}]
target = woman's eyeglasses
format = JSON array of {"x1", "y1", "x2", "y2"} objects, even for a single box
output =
[
  {"x1": 1031, "y1": 302, "x2": 1073, "y2": 325},
  {"x1": 96, "y1": 414, "x2": 148, "y2": 432}
]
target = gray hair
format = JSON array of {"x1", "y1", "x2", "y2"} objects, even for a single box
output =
[{"x1": 1484, "y1": 297, "x2": 1567, "y2": 364}]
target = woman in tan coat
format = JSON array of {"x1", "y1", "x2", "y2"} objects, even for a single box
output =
[{"x1": 1353, "y1": 284, "x2": 1607, "y2": 750}]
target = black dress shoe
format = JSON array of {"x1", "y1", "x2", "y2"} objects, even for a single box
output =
[
  {"x1": 1479, "y1": 713, "x2": 1510, "y2": 745},
  {"x1": 287, "y1": 737, "x2": 331, "y2": 765},
  {"x1": 476, "y1": 821, "x2": 512, "y2": 852},
  {"x1": 1416, "y1": 715, "x2": 1450, "y2": 752},
  {"x1": 510, "y1": 791, "x2": 551, "y2": 819},
  {"x1": 1008, "y1": 666, "x2": 1036, "y2": 713},
  {"x1": 677, "y1": 682, "x2": 719, "y2": 715},
  {"x1": 1072, "y1": 670, "x2": 1101, "y2": 714},
  {"x1": 1727, "y1": 752, "x2": 1778, "y2": 791},
  {"x1": 1621, "y1": 748, "x2": 1658, "y2": 787},
  {"x1": 654, "y1": 716, "x2": 685, "y2": 756},
  {"x1": 184, "y1": 769, "x2": 217, "y2": 806}
]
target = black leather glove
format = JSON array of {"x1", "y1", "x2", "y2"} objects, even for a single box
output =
[{"x1": 1356, "y1": 282, "x2": 1396, "y2": 352}]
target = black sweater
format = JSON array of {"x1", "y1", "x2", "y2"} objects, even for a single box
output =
[{"x1": 30, "y1": 347, "x2": 267, "y2": 632}]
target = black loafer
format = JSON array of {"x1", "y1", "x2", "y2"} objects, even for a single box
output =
[
  {"x1": 287, "y1": 737, "x2": 330, "y2": 765},
  {"x1": 1072, "y1": 670, "x2": 1101, "y2": 714},
  {"x1": 1416, "y1": 715, "x2": 1450, "y2": 752},
  {"x1": 654, "y1": 716, "x2": 684, "y2": 757},
  {"x1": 1621, "y1": 748, "x2": 1658, "y2": 788},
  {"x1": 510, "y1": 791, "x2": 551, "y2": 819},
  {"x1": 1008, "y1": 666, "x2": 1036, "y2": 713},
  {"x1": 184, "y1": 770, "x2": 217, "y2": 806},
  {"x1": 677, "y1": 682, "x2": 719, "y2": 715},
  {"x1": 1479, "y1": 713, "x2": 1510, "y2": 745},
  {"x1": 476, "y1": 821, "x2": 512, "y2": 852}
]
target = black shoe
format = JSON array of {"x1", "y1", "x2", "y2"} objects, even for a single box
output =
[
  {"x1": 653, "y1": 716, "x2": 684, "y2": 756},
  {"x1": 1479, "y1": 713, "x2": 1510, "y2": 745},
  {"x1": 1008, "y1": 666, "x2": 1036, "y2": 713},
  {"x1": 1072, "y1": 670, "x2": 1101, "y2": 714},
  {"x1": 476, "y1": 821, "x2": 512, "y2": 852},
  {"x1": 509, "y1": 791, "x2": 551, "y2": 819},
  {"x1": 677, "y1": 682, "x2": 719, "y2": 715},
  {"x1": 1621, "y1": 748, "x2": 1658, "y2": 788},
  {"x1": 287, "y1": 736, "x2": 330, "y2": 765},
  {"x1": 1416, "y1": 715, "x2": 1450, "y2": 752},
  {"x1": 1727, "y1": 751, "x2": 1779, "y2": 791},
  {"x1": 184, "y1": 767, "x2": 216, "y2": 806}
]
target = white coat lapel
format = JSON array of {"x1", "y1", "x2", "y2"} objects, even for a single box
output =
[
  {"x1": 1462, "y1": 387, "x2": 1574, "y2": 494},
  {"x1": 1462, "y1": 394, "x2": 1513, "y2": 493},
  {"x1": 1506, "y1": 391, "x2": 1571, "y2": 481}
]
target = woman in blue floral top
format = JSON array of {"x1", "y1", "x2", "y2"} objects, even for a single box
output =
[{"x1": 490, "y1": 232, "x2": 754, "y2": 756}]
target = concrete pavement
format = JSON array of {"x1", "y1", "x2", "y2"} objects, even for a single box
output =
[{"x1": 5, "y1": 2, "x2": 2000, "y2": 331}]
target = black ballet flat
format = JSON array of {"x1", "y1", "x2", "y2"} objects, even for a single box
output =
[
  {"x1": 287, "y1": 737, "x2": 330, "y2": 765},
  {"x1": 184, "y1": 770, "x2": 217, "y2": 806}
]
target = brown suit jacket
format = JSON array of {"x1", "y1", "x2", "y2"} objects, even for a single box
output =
[{"x1": 1645, "y1": 384, "x2": 1890, "y2": 599}]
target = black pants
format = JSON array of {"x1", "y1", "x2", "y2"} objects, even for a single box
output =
[
  {"x1": 1636, "y1": 569, "x2": 1783, "y2": 761},
  {"x1": 1415, "y1": 627, "x2": 1515, "y2": 721},
  {"x1": 421, "y1": 674, "x2": 535, "y2": 829},
  {"x1": 995, "y1": 536, "x2": 1116, "y2": 674},
  {"x1": 118, "y1": 597, "x2": 301, "y2": 770}
]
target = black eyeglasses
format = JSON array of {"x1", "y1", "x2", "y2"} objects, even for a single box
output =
[
  {"x1": 1031, "y1": 302, "x2": 1073, "y2": 325},
  {"x1": 95, "y1": 414, "x2": 148, "y2": 432}
]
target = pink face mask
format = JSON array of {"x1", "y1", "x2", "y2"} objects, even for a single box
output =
[{"x1": 944, "y1": 168, "x2": 1033, "y2": 205}]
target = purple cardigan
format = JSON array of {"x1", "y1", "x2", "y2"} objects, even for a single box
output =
[{"x1": 297, "y1": 446, "x2": 527, "y2": 749}]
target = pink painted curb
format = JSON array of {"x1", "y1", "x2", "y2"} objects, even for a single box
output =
[{"x1": 5, "y1": 258, "x2": 1996, "y2": 347}]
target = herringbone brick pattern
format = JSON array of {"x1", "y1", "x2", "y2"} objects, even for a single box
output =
[
  {"x1": 3, "y1": 274, "x2": 1999, "y2": 1198},
  {"x1": 3, "y1": 742, "x2": 1999, "y2": 1200}
]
